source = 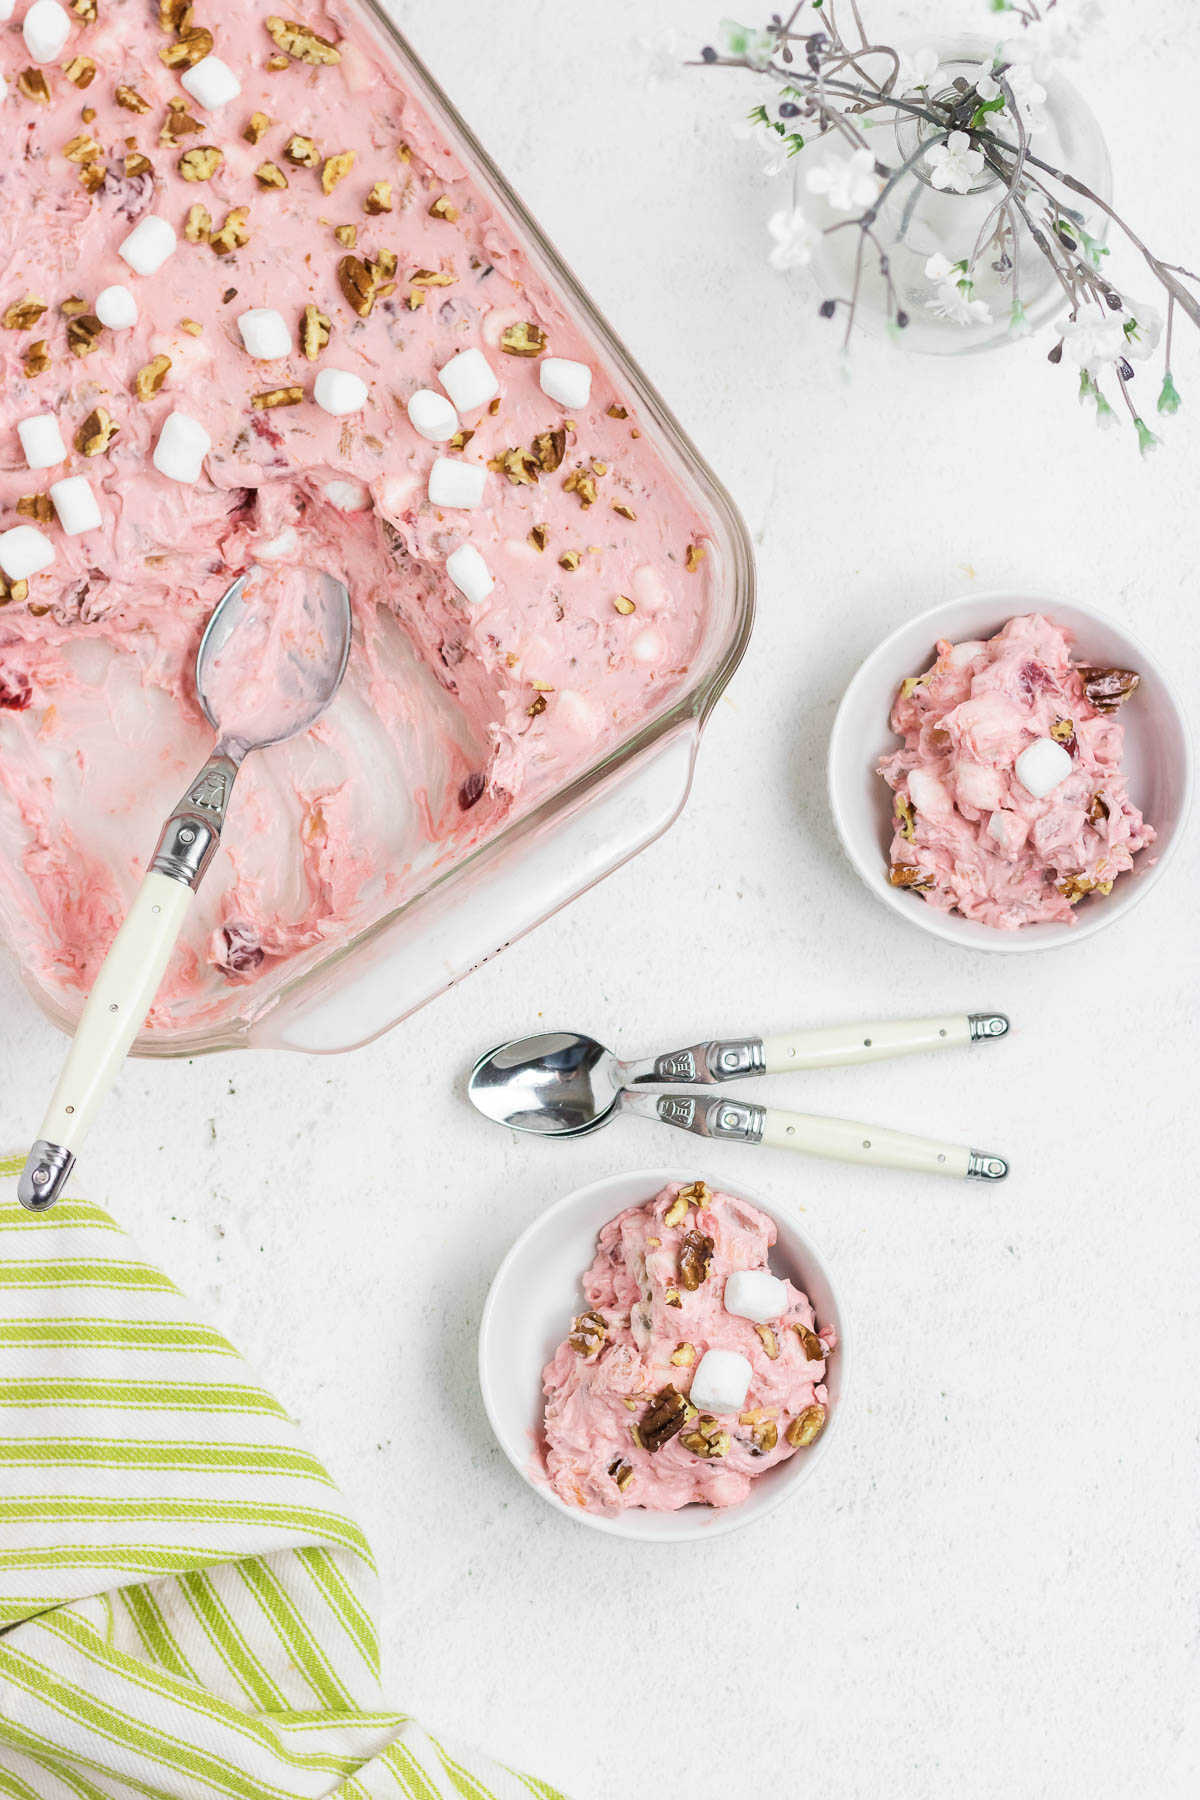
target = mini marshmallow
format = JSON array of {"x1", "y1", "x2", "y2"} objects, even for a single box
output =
[
  {"x1": 406, "y1": 388, "x2": 458, "y2": 443},
  {"x1": 437, "y1": 347, "x2": 499, "y2": 414},
  {"x1": 23, "y1": 0, "x2": 70, "y2": 63},
  {"x1": 48, "y1": 475, "x2": 101, "y2": 537},
  {"x1": 152, "y1": 411, "x2": 211, "y2": 484},
  {"x1": 255, "y1": 526, "x2": 300, "y2": 561},
  {"x1": 0, "y1": 525, "x2": 54, "y2": 581},
  {"x1": 237, "y1": 307, "x2": 291, "y2": 361},
  {"x1": 118, "y1": 215, "x2": 177, "y2": 277},
  {"x1": 724, "y1": 1269, "x2": 788, "y2": 1325},
  {"x1": 1014, "y1": 736, "x2": 1073, "y2": 800},
  {"x1": 180, "y1": 54, "x2": 242, "y2": 110},
  {"x1": 94, "y1": 284, "x2": 138, "y2": 331},
  {"x1": 540, "y1": 356, "x2": 592, "y2": 410},
  {"x1": 322, "y1": 478, "x2": 371, "y2": 511},
  {"x1": 17, "y1": 412, "x2": 67, "y2": 470},
  {"x1": 0, "y1": 1, "x2": 14, "y2": 21},
  {"x1": 445, "y1": 543, "x2": 494, "y2": 606},
  {"x1": 314, "y1": 367, "x2": 368, "y2": 416},
  {"x1": 689, "y1": 1348, "x2": 753, "y2": 1417},
  {"x1": 428, "y1": 456, "x2": 486, "y2": 510}
]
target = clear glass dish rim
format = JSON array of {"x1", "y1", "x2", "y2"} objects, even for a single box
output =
[{"x1": 12, "y1": 1, "x2": 756, "y2": 1058}]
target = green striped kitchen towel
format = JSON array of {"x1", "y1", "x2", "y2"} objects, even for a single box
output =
[{"x1": 0, "y1": 1153, "x2": 566, "y2": 1800}]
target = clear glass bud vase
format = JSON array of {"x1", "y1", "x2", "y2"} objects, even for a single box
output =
[{"x1": 803, "y1": 36, "x2": 1111, "y2": 354}]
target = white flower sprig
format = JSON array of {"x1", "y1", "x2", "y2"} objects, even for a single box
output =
[{"x1": 694, "y1": 0, "x2": 1196, "y2": 450}]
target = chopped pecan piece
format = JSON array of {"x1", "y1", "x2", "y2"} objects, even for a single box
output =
[
  {"x1": 1088, "y1": 792, "x2": 1110, "y2": 825},
  {"x1": 678, "y1": 1229, "x2": 714, "y2": 1291},
  {"x1": 527, "y1": 693, "x2": 548, "y2": 717},
  {"x1": 125, "y1": 150, "x2": 153, "y2": 178},
  {"x1": 22, "y1": 340, "x2": 51, "y2": 378},
  {"x1": 1058, "y1": 874, "x2": 1095, "y2": 904},
  {"x1": 567, "y1": 1309, "x2": 607, "y2": 1359},
  {"x1": 67, "y1": 314, "x2": 104, "y2": 357},
  {"x1": 266, "y1": 52, "x2": 290, "y2": 70},
  {"x1": 160, "y1": 27, "x2": 214, "y2": 69},
  {"x1": 252, "y1": 386, "x2": 304, "y2": 409},
  {"x1": 265, "y1": 14, "x2": 342, "y2": 63},
  {"x1": 528, "y1": 523, "x2": 547, "y2": 553},
  {"x1": 888, "y1": 863, "x2": 933, "y2": 890},
  {"x1": 184, "y1": 202, "x2": 212, "y2": 243},
  {"x1": 894, "y1": 793, "x2": 916, "y2": 841},
  {"x1": 364, "y1": 180, "x2": 392, "y2": 214},
  {"x1": 210, "y1": 207, "x2": 251, "y2": 256},
  {"x1": 1049, "y1": 716, "x2": 1075, "y2": 746},
  {"x1": 558, "y1": 551, "x2": 580, "y2": 572},
  {"x1": 334, "y1": 223, "x2": 357, "y2": 247},
  {"x1": 785, "y1": 1403, "x2": 827, "y2": 1449},
  {"x1": 160, "y1": 98, "x2": 202, "y2": 142},
  {"x1": 1078, "y1": 665, "x2": 1140, "y2": 713},
  {"x1": 678, "y1": 1181, "x2": 711, "y2": 1205},
  {"x1": 134, "y1": 354, "x2": 172, "y2": 400},
  {"x1": 64, "y1": 55, "x2": 96, "y2": 88},
  {"x1": 336, "y1": 253, "x2": 394, "y2": 317},
  {"x1": 741, "y1": 1408, "x2": 779, "y2": 1454},
  {"x1": 685, "y1": 542, "x2": 707, "y2": 573},
  {"x1": 321, "y1": 149, "x2": 356, "y2": 194},
  {"x1": 500, "y1": 320, "x2": 546, "y2": 357},
  {"x1": 489, "y1": 445, "x2": 540, "y2": 487},
  {"x1": 608, "y1": 1458, "x2": 634, "y2": 1492},
  {"x1": 613, "y1": 595, "x2": 635, "y2": 615},
  {"x1": 428, "y1": 193, "x2": 458, "y2": 221},
  {"x1": 17, "y1": 495, "x2": 54, "y2": 524},
  {"x1": 639, "y1": 1386, "x2": 689, "y2": 1453},
  {"x1": 243, "y1": 110, "x2": 272, "y2": 144},
  {"x1": 179, "y1": 318, "x2": 203, "y2": 336},
  {"x1": 255, "y1": 160, "x2": 288, "y2": 189},
  {"x1": 76, "y1": 407, "x2": 119, "y2": 456},
  {"x1": 611, "y1": 501, "x2": 637, "y2": 521},
  {"x1": 60, "y1": 296, "x2": 88, "y2": 317},
  {"x1": 669, "y1": 1343, "x2": 696, "y2": 1367},
  {"x1": 300, "y1": 302, "x2": 331, "y2": 360},
  {"x1": 899, "y1": 672, "x2": 928, "y2": 701},
  {"x1": 681, "y1": 1414, "x2": 731, "y2": 1459},
  {"x1": 3, "y1": 297, "x2": 47, "y2": 330},
  {"x1": 179, "y1": 145, "x2": 224, "y2": 181},
  {"x1": 408, "y1": 267, "x2": 455, "y2": 287},
  {"x1": 755, "y1": 1324, "x2": 780, "y2": 1360},
  {"x1": 793, "y1": 1323, "x2": 824, "y2": 1363},
  {"x1": 563, "y1": 466, "x2": 598, "y2": 508},
  {"x1": 285, "y1": 134, "x2": 321, "y2": 167},
  {"x1": 531, "y1": 428, "x2": 566, "y2": 473},
  {"x1": 72, "y1": 0, "x2": 97, "y2": 20},
  {"x1": 117, "y1": 84, "x2": 152, "y2": 113},
  {"x1": 662, "y1": 1193, "x2": 689, "y2": 1229},
  {"x1": 663, "y1": 1285, "x2": 682, "y2": 1308},
  {"x1": 18, "y1": 69, "x2": 52, "y2": 105},
  {"x1": 607, "y1": 402, "x2": 628, "y2": 419},
  {"x1": 159, "y1": 0, "x2": 193, "y2": 28},
  {"x1": 0, "y1": 575, "x2": 30, "y2": 606}
]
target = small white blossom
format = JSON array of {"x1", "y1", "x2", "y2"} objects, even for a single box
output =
[
  {"x1": 1118, "y1": 302, "x2": 1163, "y2": 363},
  {"x1": 767, "y1": 206, "x2": 819, "y2": 271},
  {"x1": 923, "y1": 253, "x2": 957, "y2": 283},
  {"x1": 718, "y1": 20, "x2": 778, "y2": 70},
  {"x1": 924, "y1": 254, "x2": 991, "y2": 326},
  {"x1": 973, "y1": 61, "x2": 1002, "y2": 102},
  {"x1": 895, "y1": 46, "x2": 940, "y2": 93},
  {"x1": 1058, "y1": 311, "x2": 1128, "y2": 373},
  {"x1": 761, "y1": 134, "x2": 793, "y2": 178},
  {"x1": 925, "y1": 130, "x2": 986, "y2": 194},
  {"x1": 804, "y1": 147, "x2": 879, "y2": 213}
]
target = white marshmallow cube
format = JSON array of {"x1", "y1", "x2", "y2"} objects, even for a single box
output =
[
  {"x1": 17, "y1": 413, "x2": 67, "y2": 470},
  {"x1": 437, "y1": 347, "x2": 499, "y2": 414},
  {"x1": 428, "y1": 457, "x2": 486, "y2": 511},
  {"x1": 237, "y1": 308, "x2": 292, "y2": 361},
  {"x1": 314, "y1": 368, "x2": 368, "y2": 416},
  {"x1": 48, "y1": 475, "x2": 102, "y2": 537},
  {"x1": 446, "y1": 543, "x2": 494, "y2": 606},
  {"x1": 118, "y1": 216, "x2": 177, "y2": 277},
  {"x1": 152, "y1": 411, "x2": 211, "y2": 484},
  {"x1": 724, "y1": 1269, "x2": 788, "y2": 1325},
  {"x1": 0, "y1": 2, "x2": 14, "y2": 21},
  {"x1": 540, "y1": 356, "x2": 592, "y2": 410},
  {"x1": 689, "y1": 1348, "x2": 753, "y2": 1417},
  {"x1": 94, "y1": 284, "x2": 138, "y2": 331},
  {"x1": 406, "y1": 388, "x2": 458, "y2": 443},
  {"x1": 23, "y1": 0, "x2": 70, "y2": 63},
  {"x1": 180, "y1": 54, "x2": 242, "y2": 110},
  {"x1": 0, "y1": 525, "x2": 54, "y2": 581},
  {"x1": 1014, "y1": 736, "x2": 1073, "y2": 800},
  {"x1": 322, "y1": 478, "x2": 370, "y2": 511}
]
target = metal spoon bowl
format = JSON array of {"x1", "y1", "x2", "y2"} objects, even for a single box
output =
[{"x1": 469, "y1": 1032, "x2": 622, "y2": 1137}]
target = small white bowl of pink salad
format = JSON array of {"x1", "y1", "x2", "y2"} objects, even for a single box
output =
[
  {"x1": 828, "y1": 593, "x2": 1193, "y2": 952},
  {"x1": 478, "y1": 1169, "x2": 847, "y2": 1540}
]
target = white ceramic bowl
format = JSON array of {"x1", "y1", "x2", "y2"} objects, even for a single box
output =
[
  {"x1": 478, "y1": 1167, "x2": 848, "y2": 1542},
  {"x1": 828, "y1": 591, "x2": 1193, "y2": 953}
]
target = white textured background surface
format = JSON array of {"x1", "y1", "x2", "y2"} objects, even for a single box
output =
[{"x1": 3, "y1": 2, "x2": 1199, "y2": 1795}]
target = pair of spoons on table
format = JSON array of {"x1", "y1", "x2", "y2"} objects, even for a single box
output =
[
  {"x1": 19, "y1": 564, "x2": 352, "y2": 1211},
  {"x1": 470, "y1": 1016, "x2": 1011, "y2": 1180}
]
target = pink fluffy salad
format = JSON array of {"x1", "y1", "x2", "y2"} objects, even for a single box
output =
[
  {"x1": 0, "y1": 1, "x2": 712, "y2": 1036},
  {"x1": 542, "y1": 1181, "x2": 834, "y2": 1515},
  {"x1": 877, "y1": 613, "x2": 1154, "y2": 929}
]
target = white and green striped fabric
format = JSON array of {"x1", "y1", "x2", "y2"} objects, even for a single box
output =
[{"x1": 0, "y1": 1155, "x2": 566, "y2": 1800}]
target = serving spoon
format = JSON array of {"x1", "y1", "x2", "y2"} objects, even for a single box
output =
[
  {"x1": 18, "y1": 564, "x2": 352, "y2": 1211},
  {"x1": 468, "y1": 1016, "x2": 1010, "y2": 1179}
]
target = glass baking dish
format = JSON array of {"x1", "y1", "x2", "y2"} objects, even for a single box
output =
[{"x1": 4, "y1": 1, "x2": 753, "y2": 1058}]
